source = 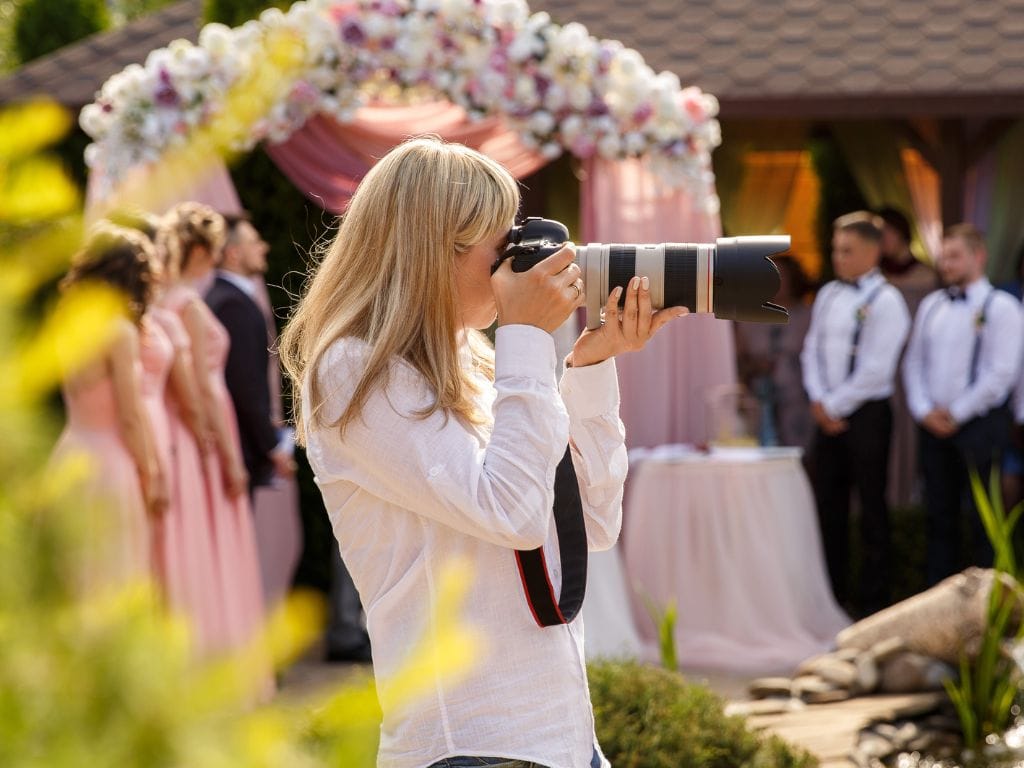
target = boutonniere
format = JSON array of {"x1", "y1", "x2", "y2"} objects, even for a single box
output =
[
  {"x1": 975, "y1": 310, "x2": 986, "y2": 330},
  {"x1": 856, "y1": 306, "x2": 869, "y2": 323}
]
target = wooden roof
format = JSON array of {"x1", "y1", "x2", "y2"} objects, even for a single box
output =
[
  {"x1": 538, "y1": 0, "x2": 1024, "y2": 118},
  {"x1": 0, "y1": 0, "x2": 201, "y2": 107},
  {"x1": 2, "y1": 0, "x2": 1021, "y2": 120}
]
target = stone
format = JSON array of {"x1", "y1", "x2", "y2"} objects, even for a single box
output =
[
  {"x1": 791, "y1": 674, "x2": 834, "y2": 696},
  {"x1": 856, "y1": 732, "x2": 895, "y2": 758},
  {"x1": 893, "y1": 720, "x2": 920, "y2": 747},
  {"x1": 748, "y1": 677, "x2": 793, "y2": 698},
  {"x1": 878, "y1": 652, "x2": 955, "y2": 693},
  {"x1": 813, "y1": 657, "x2": 859, "y2": 689},
  {"x1": 867, "y1": 635, "x2": 906, "y2": 664},
  {"x1": 802, "y1": 687, "x2": 851, "y2": 704},
  {"x1": 837, "y1": 568, "x2": 1017, "y2": 664},
  {"x1": 724, "y1": 698, "x2": 801, "y2": 717},
  {"x1": 853, "y1": 653, "x2": 879, "y2": 694}
]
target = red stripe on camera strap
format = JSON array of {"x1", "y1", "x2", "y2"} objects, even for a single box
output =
[{"x1": 514, "y1": 446, "x2": 589, "y2": 627}]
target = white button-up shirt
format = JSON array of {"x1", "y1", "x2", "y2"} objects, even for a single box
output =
[
  {"x1": 800, "y1": 269, "x2": 911, "y2": 419},
  {"x1": 902, "y1": 278, "x2": 1024, "y2": 424},
  {"x1": 305, "y1": 325, "x2": 625, "y2": 768}
]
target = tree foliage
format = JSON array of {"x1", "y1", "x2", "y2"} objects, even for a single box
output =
[
  {"x1": 204, "y1": 0, "x2": 290, "y2": 26},
  {"x1": 13, "y1": 0, "x2": 108, "y2": 64}
]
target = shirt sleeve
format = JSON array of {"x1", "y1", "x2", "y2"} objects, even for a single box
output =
[
  {"x1": 822, "y1": 287, "x2": 910, "y2": 419},
  {"x1": 949, "y1": 296, "x2": 1024, "y2": 424},
  {"x1": 559, "y1": 357, "x2": 627, "y2": 552},
  {"x1": 306, "y1": 325, "x2": 569, "y2": 550},
  {"x1": 902, "y1": 293, "x2": 937, "y2": 422},
  {"x1": 800, "y1": 289, "x2": 827, "y2": 403}
]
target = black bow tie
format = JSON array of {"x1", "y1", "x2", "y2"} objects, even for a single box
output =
[
  {"x1": 947, "y1": 288, "x2": 967, "y2": 302},
  {"x1": 839, "y1": 278, "x2": 859, "y2": 288}
]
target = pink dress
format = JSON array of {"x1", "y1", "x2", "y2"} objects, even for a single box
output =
[
  {"x1": 163, "y1": 285, "x2": 268, "y2": 664},
  {"x1": 52, "y1": 345, "x2": 150, "y2": 591},
  {"x1": 146, "y1": 305, "x2": 225, "y2": 654}
]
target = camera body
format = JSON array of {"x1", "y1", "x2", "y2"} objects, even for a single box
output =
[{"x1": 495, "y1": 217, "x2": 790, "y2": 329}]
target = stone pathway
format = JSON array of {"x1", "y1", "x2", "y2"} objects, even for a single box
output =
[{"x1": 740, "y1": 692, "x2": 947, "y2": 767}]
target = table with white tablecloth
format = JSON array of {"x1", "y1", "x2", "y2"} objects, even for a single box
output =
[{"x1": 621, "y1": 445, "x2": 850, "y2": 674}]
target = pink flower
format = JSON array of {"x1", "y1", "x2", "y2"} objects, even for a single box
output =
[
  {"x1": 632, "y1": 103, "x2": 653, "y2": 125},
  {"x1": 679, "y1": 87, "x2": 707, "y2": 122},
  {"x1": 570, "y1": 134, "x2": 596, "y2": 158}
]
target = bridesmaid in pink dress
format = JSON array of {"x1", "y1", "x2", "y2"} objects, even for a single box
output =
[
  {"x1": 128, "y1": 218, "x2": 226, "y2": 655},
  {"x1": 53, "y1": 226, "x2": 167, "y2": 592},
  {"x1": 158, "y1": 203, "x2": 270, "y2": 681}
]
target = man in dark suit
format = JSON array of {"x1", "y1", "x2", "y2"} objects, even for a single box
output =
[{"x1": 206, "y1": 213, "x2": 292, "y2": 493}]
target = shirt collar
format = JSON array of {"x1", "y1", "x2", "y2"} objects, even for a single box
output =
[
  {"x1": 964, "y1": 276, "x2": 991, "y2": 303},
  {"x1": 217, "y1": 268, "x2": 257, "y2": 298},
  {"x1": 839, "y1": 268, "x2": 883, "y2": 292}
]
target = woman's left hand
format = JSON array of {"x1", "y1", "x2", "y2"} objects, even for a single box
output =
[{"x1": 567, "y1": 276, "x2": 688, "y2": 368}]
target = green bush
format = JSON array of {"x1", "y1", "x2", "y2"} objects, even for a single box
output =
[
  {"x1": 13, "y1": 0, "x2": 108, "y2": 63},
  {"x1": 588, "y1": 661, "x2": 817, "y2": 768}
]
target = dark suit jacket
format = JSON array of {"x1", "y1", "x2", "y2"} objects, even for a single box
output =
[{"x1": 205, "y1": 274, "x2": 278, "y2": 488}]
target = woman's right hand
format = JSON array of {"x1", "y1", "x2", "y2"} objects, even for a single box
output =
[
  {"x1": 491, "y1": 243, "x2": 583, "y2": 333},
  {"x1": 224, "y1": 459, "x2": 249, "y2": 499}
]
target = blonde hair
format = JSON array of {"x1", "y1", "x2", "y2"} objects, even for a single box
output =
[
  {"x1": 157, "y1": 201, "x2": 227, "y2": 278},
  {"x1": 279, "y1": 136, "x2": 520, "y2": 444}
]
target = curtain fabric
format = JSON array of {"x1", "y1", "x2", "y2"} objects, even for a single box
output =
[
  {"x1": 973, "y1": 121, "x2": 1024, "y2": 283},
  {"x1": 832, "y1": 122, "x2": 935, "y2": 262},
  {"x1": 581, "y1": 156, "x2": 736, "y2": 448}
]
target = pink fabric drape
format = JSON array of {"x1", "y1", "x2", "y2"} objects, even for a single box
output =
[
  {"x1": 581, "y1": 157, "x2": 736, "y2": 448},
  {"x1": 265, "y1": 104, "x2": 549, "y2": 212},
  {"x1": 85, "y1": 155, "x2": 243, "y2": 218}
]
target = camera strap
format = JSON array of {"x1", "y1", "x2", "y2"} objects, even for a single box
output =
[{"x1": 514, "y1": 445, "x2": 588, "y2": 627}]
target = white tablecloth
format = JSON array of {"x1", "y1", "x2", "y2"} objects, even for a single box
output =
[
  {"x1": 581, "y1": 544, "x2": 645, "y2": 661},
  {"x1": 622, "y1": 445, "x2": 850, "y2": 673}
]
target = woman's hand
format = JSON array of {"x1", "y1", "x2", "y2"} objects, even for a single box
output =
[
  {"x1": 491, "y1": 244, "x2": 584, "y2": 333},
  {"x1": 224, "y1": 459, "x2": 250, "y2": 499},
  {"x1": 567, "y1": 275, "x2": 688, "y2": 368},
  {"x1": 142, "y1": 466, "x2": 170, "y2": 518}
]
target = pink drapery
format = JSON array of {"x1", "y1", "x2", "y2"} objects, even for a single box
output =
[
  {"x1": 264, "y1": 104, "x2": 549, "y2": 212},
  {"x1": 85, "y1": 154, "x2": 243, "y2": 218},
  {"x1": 581, "y1": 157, "x2": 737, "y2": 448}
]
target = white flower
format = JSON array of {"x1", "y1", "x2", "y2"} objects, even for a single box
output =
[
  {"x1": 567, "y1": 82, "x2": 591, "y2": 111},
  {"x1": 541, "y1": 142, "x2": 562, "y2": 159},
  {"x1": 559, "y1": 115, "x2": 583, "y2": 141},
  {"x1": 527, "y1": 110, "x2": 555, "y2": 136},
  {"x1": 623, "y1": 131, "x2": 646, "y2": 155},
  {"x1": 543, "y1": 83, "x2": 566, "y2": 111},
  {"x1": 439, "y1": 0, "x2": 473, "y2": 17},
  {"x1": 486, "y1": 0, "x2": 528, "y2": 26},
  {"x1": 596, "y1": 133, "x2": 621, "y2": 158}
]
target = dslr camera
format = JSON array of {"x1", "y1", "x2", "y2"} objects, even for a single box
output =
[{"x1": 494, "y1": 217, "x2": 790, "y2": 329}]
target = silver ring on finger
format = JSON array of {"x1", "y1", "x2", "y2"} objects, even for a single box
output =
[{"x1": 571, "y1": 280, "x2": 583, "y2": 302}]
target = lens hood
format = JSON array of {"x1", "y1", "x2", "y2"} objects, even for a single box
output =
[{"x1": 713, "y1": 236, "x2": 790, "y2": 323}]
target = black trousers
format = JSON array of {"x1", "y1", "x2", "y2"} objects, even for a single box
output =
[
  {"x1": 812, "y1": 399, "x2": 892, "y2": 614},
  {"x1": 919, "y1": 405, "x2": 1011, "y2": 586}
]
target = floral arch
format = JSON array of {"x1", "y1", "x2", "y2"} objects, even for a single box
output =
[
  {"x1": 81, "y1": 0, "x2": 734, "y2": 449},
  {"x1": 81, "y1": 0, "x2": 720, "y2": 205}
]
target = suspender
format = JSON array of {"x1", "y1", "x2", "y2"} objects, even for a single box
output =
[
  {"x1": 921, "y1": 288, "x2": 997, "y2": 389},
  {"x1": 968, "y1": 290, "x2": 997, "y2": 385},
  {"x1": 847, "y1": 282, "x2": 886, "y2": 378},
  {"x1": 514, "y1": 446, "x2": 588, "y2": 627}
]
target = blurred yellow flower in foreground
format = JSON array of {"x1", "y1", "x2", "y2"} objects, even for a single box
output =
[{"x1": 0, "y1": 54, "x2": 482, "y2": 766}]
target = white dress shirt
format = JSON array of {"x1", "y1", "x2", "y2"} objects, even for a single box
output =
[
  {"x1": 902, "y1": 278, "x2": 1024, "y2": 424},
  {"x1": 304, "y1": 325, "x2": 625, "y2": 768},
  {"x1": 800, "y1": 269, "x2": 911, "y2": 420}
]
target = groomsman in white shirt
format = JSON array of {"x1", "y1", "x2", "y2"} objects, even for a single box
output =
[
  {"x1": 902, "y1": 224, "x2": 1024, "y2": 586},
  {"x1": 801, "y1": 212, "x2": 911, "y2": 616}
]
